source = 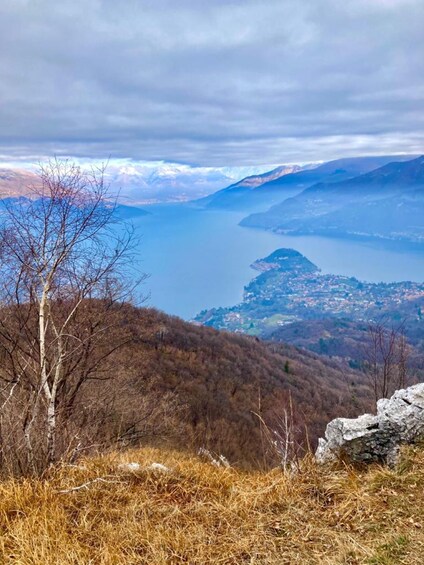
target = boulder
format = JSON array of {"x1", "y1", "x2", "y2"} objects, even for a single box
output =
[{"x1": 316, "y1": 383, "x2": 424, "y2": 465}]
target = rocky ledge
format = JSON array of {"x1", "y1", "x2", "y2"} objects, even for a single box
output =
[{"x1": 316, "y1": 383, "x2": 424, "y2": 466}]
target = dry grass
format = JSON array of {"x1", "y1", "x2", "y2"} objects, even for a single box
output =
[{"x1": 0, "y1": 446, "x2": 423, "y2": 564}]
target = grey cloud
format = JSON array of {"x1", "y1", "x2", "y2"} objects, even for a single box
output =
[{"x1": 0, "y1": 0, "x2": 423, "y2": 166}]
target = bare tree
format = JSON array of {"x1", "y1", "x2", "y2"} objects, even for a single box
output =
[
  {"x1": 0, "y1": 159, "x2": 144, "y2": 473},
  {"x1": 396, "y1": 332, "x2": 409, "y2": 390},
  {"x1": 255, "y1": 391, "x2": 308, "y2": 471},
  {"x1": 363, "y1": 320, "x2": 410, "y2": 402}
]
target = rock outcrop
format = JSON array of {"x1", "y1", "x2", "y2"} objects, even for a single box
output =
[{"x1": 316, "y1": 383, "x2": 424, "y2": 465}]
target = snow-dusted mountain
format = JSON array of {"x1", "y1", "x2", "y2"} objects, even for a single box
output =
[
  {"x1": 0, "y1": 168, "x2": 40, "y2": 197},
  {"x1": 103, "y1": 161, "x2": 281, "y2": 204},
  {"x1": 0, "y1": 161, "x2": 282, "y2": 205}
]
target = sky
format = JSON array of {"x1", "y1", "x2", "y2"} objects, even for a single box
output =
[{"x1": 0, "y1": 0, "x2": 423, "y2": 170}]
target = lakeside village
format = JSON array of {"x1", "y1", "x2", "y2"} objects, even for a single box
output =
[{"x1": 195, "y1": 248, "x2": 424, "y2": 334}]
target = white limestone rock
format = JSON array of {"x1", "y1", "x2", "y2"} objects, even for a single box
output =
[
  {"x1": 117, "y1": 461, "x2": 171, "y2": 474},
  {"x1": 146, "y1": 462, "x2": 171, "y2": 473},
  {"x1": 316, "y1": 383, "x2": 424, "y2": 466},
  {"x1": 117, "y1": 462, "x2": 142, "y2": 472}
]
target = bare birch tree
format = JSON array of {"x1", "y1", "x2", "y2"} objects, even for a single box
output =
[
  {"x1": 0, "y1": 159, "x2": 143, "y2": 473},
  {"x1": 364, "y1": 320, "x2": 410, "y2": 402}
]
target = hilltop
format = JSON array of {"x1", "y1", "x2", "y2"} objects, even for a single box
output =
[
  {"x1": 196, "y1": 247, "x2": 424, "y2": 335},
  {"x1": 195, "y1": 247, "x2": 424, "y2": 379},
  {"x1": 1, "y1": 443, "x2": 423, "y2": 564}
]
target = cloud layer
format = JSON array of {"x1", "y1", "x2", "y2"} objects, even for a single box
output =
[{"x1": 0, "y1": 0, "x2": 423, "y2": 165}]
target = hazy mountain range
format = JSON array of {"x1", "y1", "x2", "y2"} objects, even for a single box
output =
[
  {"x1": 202, "y1": 155, "x2": 416, "y2": 213},
  {"x1": 241, "y1": 155, "x2": 424, "y2": 242},
  {"x1": 0, "y1": 161, "x2": 282, "y2": 204},
  {"x1": 0, "y1": 196, "x2": 149, "y2": 223},
  {"x1": 103, "y1": 162, "x2": 256, "y2": 204},
  {"x1": 2, "y1": 154, "x2": 423, "y2": 244},
  {"x1": 197, "y1": 163, "x2": 309, "y2": 210},
  {"x1": 0, "y1": 168, "x2": 39, "y2": 197}
]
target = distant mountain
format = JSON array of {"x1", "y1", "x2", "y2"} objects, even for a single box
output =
[
  {"x1": 0, "y1": 168, "x2": 40, "y2": 197},
  {"x1": 0, "y1": 196, "x2": 148, "y2": 220},
  {"x1": 201, "y1": 155, "x2": 414, "y2": 212},
  {"x1": 106, "y1": 163, "x2": 237, "y2": 204},
  {"x1": 241, "y1": 155, "x2": 424, "y2": 241},
  {"x1": 218, "y1": 164, "x2": 305, "y2": 190},
  {"x1": 0, "y1": 162, "x2": 276, "y2": 206},
  {"x1": 114, "y1": 203, "x2": 149, "y2": 219},
  {"x1": 198, "y1": 163, "x2": 307, "y2": 210},
  {"x1": 104, "y1": 162, "x2": 291, "y2": 204}
]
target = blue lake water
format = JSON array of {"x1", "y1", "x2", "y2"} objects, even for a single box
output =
[{"x1": 133, "y1": 203, "x2": 424, "y2": 319}]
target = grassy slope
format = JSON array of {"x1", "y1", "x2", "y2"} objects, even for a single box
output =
[{"x1": 1, "y1": 445, "x2": 423, "y2": 564}]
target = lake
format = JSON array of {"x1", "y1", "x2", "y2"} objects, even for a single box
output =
[{"x1": 133, "y1": 203, "x2": 424, "y2": 319}]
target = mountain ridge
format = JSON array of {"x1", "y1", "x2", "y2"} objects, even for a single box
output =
[
  {"x1": 202, "y1": 155, "x2": 416, "y2": 212},
  {"x1": 241, "y1": 155, "x2": 424, "y2": 241}
]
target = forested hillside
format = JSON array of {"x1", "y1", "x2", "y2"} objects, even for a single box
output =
[
  {"x1": 0, "y1": 303, "x2": 371, "y2": 473},
  {"x1": 71, "y1": 305, "x2": 371, "y2": 467}
]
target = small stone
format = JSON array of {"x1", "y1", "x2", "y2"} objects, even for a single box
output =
[
  {"x1": 147, "y1": 462, "x2": 171, "y2": 473},
  {"x1": 117, "y1": 462, "x2": 141, "y2": 472}
]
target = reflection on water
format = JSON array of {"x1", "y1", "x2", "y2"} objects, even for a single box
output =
[{"x1": 133, "y1": 203, "x2": 424, "y2": 319}]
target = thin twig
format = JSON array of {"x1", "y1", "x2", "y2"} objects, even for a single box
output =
[{"x1": 56, "y1": 476, "x2": 122, "y2": 494}]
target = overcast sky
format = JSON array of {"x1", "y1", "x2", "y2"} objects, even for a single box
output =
[{"x1": 0, "y1": 0, "x2": 423, "y2": 167}]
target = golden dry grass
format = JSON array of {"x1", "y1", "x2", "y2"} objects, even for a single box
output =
[{"x1": 0, "y1": 446, "x2": 423, "y2": 564}]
